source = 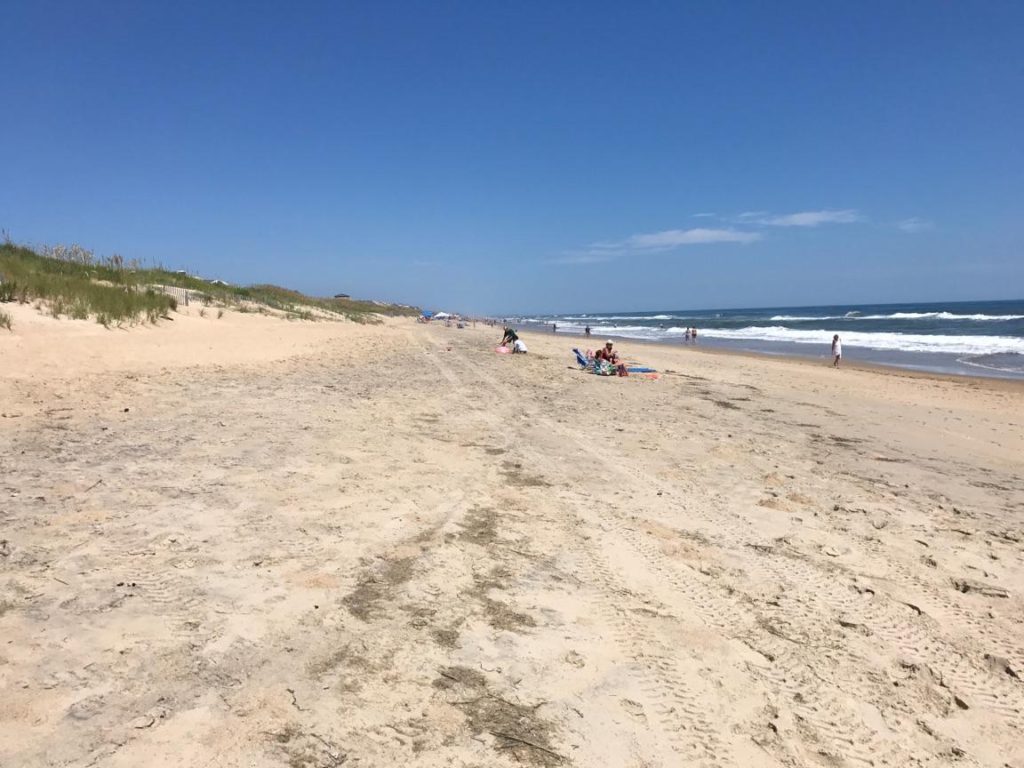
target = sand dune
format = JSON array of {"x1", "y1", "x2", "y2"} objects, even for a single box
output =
[{"x1": 1, "y1": 314, "x2": 1022, "y2": 767}]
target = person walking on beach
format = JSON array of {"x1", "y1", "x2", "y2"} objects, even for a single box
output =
[
  {"x1": 832, "y1": 334, "x2": 842, "y2": 367},
  {"x1": 553, "y1": 323, "x2": 557, "y2": 333}
]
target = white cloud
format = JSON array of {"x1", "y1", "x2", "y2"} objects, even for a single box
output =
[
  {"x1": 625, "y1": 228, "x2": 761, "y2": 248},
  {"x1": 552, "y1": 226, "x2": 760, "y2": 265},
  {"x1": 591, "y1": 227, "x2": 761, "y2": 254},
  {"x1": 897, "y1": 217, "x2": 933, "y2": 233},
  {"x1": 758, "y1": 209, "x2": 861, "y2": 227},
  {"x1": 691, "y1": 212, "x2": 717, "y2": 218}
]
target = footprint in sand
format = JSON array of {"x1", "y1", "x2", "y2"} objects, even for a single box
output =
[
  {"x1": 620, "y1": 698, "x2": 648, "y2": 722},
  {"x1": 564, "y1": 650, "x2": 585, "y2": 668}
]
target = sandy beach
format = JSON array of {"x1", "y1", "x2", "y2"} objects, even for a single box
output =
[{"x1": 2, "y1": 308, "x2": 1022, "y2": 768}]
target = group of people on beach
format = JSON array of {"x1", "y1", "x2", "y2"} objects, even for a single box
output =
[
  {"x1": 592, "y1": 339, "x2": 627, "y2": 375},
  {"x1": 500, "y1": 325, "x2": 845, "y2": 368},
  {"x1": 499, "y1": 327, "x2": 528, "y2": 354},
  {"x1": 571, "y1": 339, "x2": 630, "y2": 375}
]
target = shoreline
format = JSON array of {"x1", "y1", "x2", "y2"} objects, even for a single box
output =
[
  {"x1": 507, "y1": 298, "x2": 1024, "y2": 383},
  {"x1": 514, "y1": 326, "x2": 1024, "y2": 392}
]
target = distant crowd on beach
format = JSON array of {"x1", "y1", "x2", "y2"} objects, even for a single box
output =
[{"x1": 455, "y1": 316, "x2": 843, "y2": 369}]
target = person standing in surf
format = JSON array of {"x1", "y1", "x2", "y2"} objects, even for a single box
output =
[{"x1": 832, "y1": 334, "x2": 842, "y2": 368}]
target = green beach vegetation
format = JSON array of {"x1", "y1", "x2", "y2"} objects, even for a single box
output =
[{"x1": 0, "y1": 241, "x2": 419, "y2": 330}]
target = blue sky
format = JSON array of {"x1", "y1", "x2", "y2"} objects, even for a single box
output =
[{"x1": 2, "y1": 1, "x2": 1022, "y2": 314}]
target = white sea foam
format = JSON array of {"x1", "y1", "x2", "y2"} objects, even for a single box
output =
[
  {"x1": 555, "y1": 323, "x2": 667, "y2": 339},
  {"x1": 769, "y1": 312, "x2": 1024, "y2": 322},
  {"x1": 531, "y1": 315, "x2": 1024, "y2": 363},
  {"x1": 556, "y1": 311, "x2": 1024, "y2": 324},
  {"x1": 561, "y1": 314, "x2": 680, "y2": 321},
  {"x1": 555, "y1": 322, "x2": 1024, "y2": 355},
  {"x1": 866, "y1": 312, "x2": 1024, "y2": 320},
  {"x1": 698, "y1": 326, "x2": 1024, "y2": 355},
  {"x1": 958, "y1": 353, "x2": 1024, "y2": 375},
  {"x1": 770, "y1": 315, "x2": 844, "y2": 321}
]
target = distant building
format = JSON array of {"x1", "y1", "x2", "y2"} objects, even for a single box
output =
[{"x1": 334, "y1": 293, "x2": 350, "y2": 299}]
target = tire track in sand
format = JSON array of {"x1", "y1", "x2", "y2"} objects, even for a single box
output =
[{"x1": 432, "y1": 336, "x2": 976, "y2": 766}]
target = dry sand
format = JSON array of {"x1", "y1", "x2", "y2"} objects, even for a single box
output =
[{"x1": 2, "y1": 308, "x2": 1022, "y2": 767}]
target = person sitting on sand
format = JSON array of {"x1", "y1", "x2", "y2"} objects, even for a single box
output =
[
  {"x1": 832, "y1": 334, "x2": 842, "y2": 368},
  {"x1": 512, "y1": 338, "x2": 528, "y2": 354},
  {"x1": 499, "y1": 327, "x2": 519, "y2": 346},
  {"x1": 595, "y1": 340, "x2": 627, "y2": 375}
]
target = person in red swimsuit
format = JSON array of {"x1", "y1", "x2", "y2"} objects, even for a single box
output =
[{"x1": 595, "y1": 340, "x2": 627, "y2": 375}]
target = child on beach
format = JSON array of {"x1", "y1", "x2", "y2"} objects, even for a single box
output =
[{"x1": 832, "y1": 334, "x2": 842, "y2": 367}]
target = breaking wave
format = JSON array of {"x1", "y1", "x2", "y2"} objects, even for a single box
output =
[
  {"x1": 698, "y1": 326, "x2": 1024, "y2": 355},
  {"x1": 769, "y1": 312, "x2": 1024, "y2": 322}
]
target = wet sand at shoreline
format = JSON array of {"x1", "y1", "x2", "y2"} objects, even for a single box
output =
[
  {"x1": 530, "y1": 324, "x2": 1024, "y2": 387},
  {"x1": 2, "y1": 309, "x2": 1022, "y2": 767}
]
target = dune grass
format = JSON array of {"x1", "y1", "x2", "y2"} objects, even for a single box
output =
[
  {"x1": 146, "y1": 270, "x2": 419, "y2": 322},
  {"x1": 0, "y1": 243, "x2": 176, "y2": 328},
  {"x1": 0, "y1": 241, "x2": 419, "y2": 329}
]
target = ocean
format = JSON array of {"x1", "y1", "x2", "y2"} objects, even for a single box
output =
[{"x1": 512, "y1": 299, "x2": 1024, "y2": 379}]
